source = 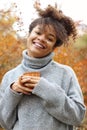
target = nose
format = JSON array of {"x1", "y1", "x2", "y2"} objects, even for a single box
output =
[{"x1": 38, "y1": 34, "x2": 46, "y2": 42}]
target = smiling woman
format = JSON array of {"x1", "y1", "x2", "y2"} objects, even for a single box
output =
[
  {"x1": 27, "y1": 25, "x2": 56, "y2": 58},
  {"x1": 0, "y1": 2, "x2": 86, "y2": 130}
]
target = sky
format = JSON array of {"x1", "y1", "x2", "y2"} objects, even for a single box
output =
[{"x1": 0, "y1": 0, "x2": 87, "y2": 36}]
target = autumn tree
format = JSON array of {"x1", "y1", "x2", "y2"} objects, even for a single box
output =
[
  {"x1": 54, "y1": 33, "x2": 87, "y2": 105},
  {"x1": 0, "y1": 1, "x2": 87, "y2": 129},
  {"x1": 0, "y1": 0, "x2": 87, "y2": 106},
  {"x1": 0, "y1": 3, "x2": 26, "y2": 81}
]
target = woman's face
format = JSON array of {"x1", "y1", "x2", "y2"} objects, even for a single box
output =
[{"x1": 27, "y1": 25, "x2": 57, "y2": 58}]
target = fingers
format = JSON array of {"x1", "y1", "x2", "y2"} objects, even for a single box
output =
[
  {"x1": 24, "y1": 83, "x2": 35, "y2": 87},
  {"x1": 11, "y1": 75, "x2": 40, "y2": 95},
  {"x1": 11, "y1": 82, "x2": 33, "y2": 95},
  {"x1": 20, "y1": 76, "x2": 40, "y2": 84},
  {"x1": 18, "y1": 85, "x2": 33, "y2": 94},
  {"x1": 11, "y1": 74, "x2": 40, "y2": 95}
]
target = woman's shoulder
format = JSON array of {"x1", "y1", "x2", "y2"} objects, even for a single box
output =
[
  {"x1": 52, "y1": 60, "x2": 76, "y2": 76},
  {"x1": 1, "y1": 64, "x2": 22, "y2": 81}
]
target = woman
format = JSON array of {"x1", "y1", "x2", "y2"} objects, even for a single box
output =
[{"x1": 0, "y1": 4, "x2": 86, "y2": 130}]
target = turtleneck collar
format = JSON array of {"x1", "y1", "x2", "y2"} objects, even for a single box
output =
[{"x1": 22, "y1": 50, "x2": 54, "y2": 69}]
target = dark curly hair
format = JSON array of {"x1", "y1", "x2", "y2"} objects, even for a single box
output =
[{"x1": 29, "y1": 4, "x2": 77, "y2": 47}]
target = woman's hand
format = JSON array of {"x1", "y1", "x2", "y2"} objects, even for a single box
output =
[{"x1": 11, "y1": 75, "x2": 40, "y2": 95}]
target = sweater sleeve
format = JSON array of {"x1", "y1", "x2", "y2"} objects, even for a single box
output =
[
  {"x1": 32, "y1": 70, "x2": 86, "y2": 126},
  {"x1": 0, "y1": 74, "x2": 23, "y2": 130}
]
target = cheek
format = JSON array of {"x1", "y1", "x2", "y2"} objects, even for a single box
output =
[
  {"x1": 27, "y1": 36, "x2": 32, "y2": 44},
  {"x1": 49, "y1": 43, "x2": 55, "y2": 50},
  {"x1": 50, "y1": 47, "x2": 54, "y2": 52},
  {"x1": 46, "y1": 46, "x2": 54, "y2": 54},
  {"x1": 27, "y1": 33, "x2": 36, "y2": 43}
]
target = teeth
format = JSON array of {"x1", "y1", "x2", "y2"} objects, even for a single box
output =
[{"x1": 35, "y1": 43, "x2": 45, "y2": 49}]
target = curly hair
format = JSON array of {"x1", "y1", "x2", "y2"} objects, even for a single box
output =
[{"x1": 29, "y1": 4, "x2": 77, "y2": 47}]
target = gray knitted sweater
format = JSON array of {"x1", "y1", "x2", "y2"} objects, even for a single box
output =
[{"x1": 0, "y1": 50, "x2": 86, "y2": 130}]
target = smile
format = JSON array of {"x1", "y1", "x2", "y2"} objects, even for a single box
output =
[{"x1": 33, "y1": 42, "x2": 46, "y2": 49}]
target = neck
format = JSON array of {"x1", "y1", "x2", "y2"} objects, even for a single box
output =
[{"x1": 22, "y1": 50, "x2": 54, "y2": 69}]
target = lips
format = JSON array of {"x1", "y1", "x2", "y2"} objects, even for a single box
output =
[{"x1": 33, "y1": 42, "x2": 46, "y2": 49}]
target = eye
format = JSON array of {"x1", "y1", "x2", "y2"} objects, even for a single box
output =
[
  {"x1": 48, "y1": 38, "x2": 53, "y2": 41},
  {"x1": 35, "y1": 31, "x2": 41, "y2": 35},
  {"x1": 47, "y1": 37, "x2": 54, "y2": 42}
]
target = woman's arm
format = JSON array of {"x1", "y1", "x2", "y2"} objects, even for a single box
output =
[
  {"x1": 0, "y1": 74, "x2": 23, "y2": 130},
  {"x1": 32, "y1": 70, "x2": 86, "y2": 126}
]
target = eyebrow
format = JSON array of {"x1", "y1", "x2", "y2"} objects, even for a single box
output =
[
  {"x1": 48, "y1": 33, "x2": 56, "y2": 38},
  {"x1": 37, "y1": 27, "x2": 56, "y2": 38}
]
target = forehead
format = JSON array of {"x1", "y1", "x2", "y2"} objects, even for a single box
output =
[{"x1": 34, "y1": 25, "x2": 56, "y2": 36}]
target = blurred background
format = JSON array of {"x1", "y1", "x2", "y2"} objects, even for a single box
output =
[{"x1": 0, "y1": 0, "x2": 87, "y2": 129}]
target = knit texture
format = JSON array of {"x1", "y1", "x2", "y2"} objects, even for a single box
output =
[{"x1": 0, "y1": 50, "x2": 86, "y2": 130}]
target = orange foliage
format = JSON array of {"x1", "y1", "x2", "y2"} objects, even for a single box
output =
[
  {"x1": 0, "y1": 0, "x2": 87, "y2": 107},
  {"x1": 0, "y1": 2, "x2": 26, "y2": 82},
  {"x1": 0, "y1": 1, "x2": 87, "y2": 129},
  {"x1": 0, "y1": 33, "x2": 26, "y2": 81},
  {"x1": 54, "y1": 45, "x2": 87, "y2": 106}
]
